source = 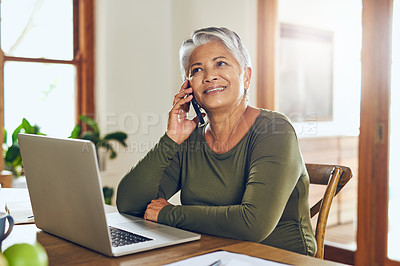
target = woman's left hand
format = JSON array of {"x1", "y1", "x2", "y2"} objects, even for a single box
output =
[{"x1": 144, "y1": 198, "x2": 172, "y2": 222}]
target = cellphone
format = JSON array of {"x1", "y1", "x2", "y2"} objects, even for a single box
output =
[
  {"x1": 191, "y1": 95, "x2": 205, "y2": 125},
  {"x1": 187, "y1": 81, "x2": 205, "y2": 125}
]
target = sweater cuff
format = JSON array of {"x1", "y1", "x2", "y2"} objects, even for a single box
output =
[
  {"x1": 158, "y1": 204, "x2": 175, "y2": 225},
  {"x1": 156, "y1": 133, "x2": 181, "y2": 156}
]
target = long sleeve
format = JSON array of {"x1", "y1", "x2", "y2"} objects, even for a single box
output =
[
  {"x1": 116, "y1": 134, "x2": 182, "y2": 216},
  {"x1": 117, "y1": 110, "x2": 316, "y2": 256},
  {"x1": 158, "y1": 117, "x2": 304, "y2": 243}
]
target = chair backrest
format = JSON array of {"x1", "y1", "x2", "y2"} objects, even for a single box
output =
[{"x1": 306, "y1": 163, "x2": 353, "y2": 259}]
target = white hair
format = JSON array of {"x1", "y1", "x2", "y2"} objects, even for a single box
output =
[{"x1": 179, "y1": 27, "x2": 252, "y2": 79}]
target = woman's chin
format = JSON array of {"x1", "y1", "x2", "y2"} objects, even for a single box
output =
[{"x1": 202, "y1": 102, "x2": 231, "y2": 112}]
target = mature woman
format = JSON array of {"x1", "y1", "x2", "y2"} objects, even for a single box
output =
[{"x1": 116, "y1": 27, "x2": 317, "y2": 256}]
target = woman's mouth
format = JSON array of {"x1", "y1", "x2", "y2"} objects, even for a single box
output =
[{"x1": 204, "y1": 86, "x2": 226, "y2": 94}]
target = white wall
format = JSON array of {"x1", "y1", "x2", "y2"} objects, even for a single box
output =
[
  {"x1": 95, "y1": 0, "x2": 258, "y2": 189},
  {"x1": 95, "y1": 0, "x2": 362, "y2": 196}
]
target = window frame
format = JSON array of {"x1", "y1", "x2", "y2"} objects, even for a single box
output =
[{"x1": 0, "y1": 0, "x2": 95, "y2": 171}]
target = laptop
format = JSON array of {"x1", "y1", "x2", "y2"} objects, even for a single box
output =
[{"x1": 18, "y1": 133, "x2": 200, "y2": 257}]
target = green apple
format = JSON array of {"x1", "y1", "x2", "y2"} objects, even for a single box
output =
[
  {"x1": 0, "y1": 253, "x2": 8, "y2": 266},
  {"x1": 3, "y1": 243, "x2": 48, "y2": 266}
]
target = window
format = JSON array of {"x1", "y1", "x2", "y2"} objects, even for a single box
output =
[
  {"x1": 0, "y1": 0, "x2": 94, "y2": 169},
  {"x1": 259, "y1": 1, "x2": 362, "y2": 259},
  {"x1": 258, "y1": 0, "x2": 400, "y2": 265}
]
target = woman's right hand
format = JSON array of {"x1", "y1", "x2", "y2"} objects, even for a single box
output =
[{"x1": 166, "y1": 80, "x2": 202, "y2": 144}]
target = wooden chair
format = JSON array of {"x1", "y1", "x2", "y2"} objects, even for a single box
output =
[{"x1": 306, "y1": 163, "x2": 353, "y2": 259}]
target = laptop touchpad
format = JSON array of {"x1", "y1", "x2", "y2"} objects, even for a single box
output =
[{"x1": 116, "y1": 220, "x2": 165, "y2": 232}]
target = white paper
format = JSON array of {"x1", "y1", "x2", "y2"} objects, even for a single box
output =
[
  {"x1": 164, "y1": 250, "x2": 290, "y2": 266},
  {"x1": 5, "y1": 201, "x2": 34, "y2": 224},
  {"x1": 1, "y1": 188, "x2": 34, "y2": 224}
]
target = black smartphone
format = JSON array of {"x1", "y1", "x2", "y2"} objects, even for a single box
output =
[
  {"x1": 187, "y1": 81, "x2": 205, "y2": 125},
  {"x1": 191, "y1": 95, "x2": 205, "y2": 125}
]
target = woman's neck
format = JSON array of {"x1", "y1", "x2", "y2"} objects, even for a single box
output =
[
  {"x1": 203, "y1": 100, "x2": 262, "y2": 154},
  {"x1": 206, "y1": 104, "x2": 248, "y2": 142}
]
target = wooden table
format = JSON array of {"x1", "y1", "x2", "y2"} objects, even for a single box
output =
[
  {"x1": 2, "y1": 223, "x2": 345, "y2": 266},
  {"x1": 0, "y1": 188, "x2": 345, "y2": 265}
]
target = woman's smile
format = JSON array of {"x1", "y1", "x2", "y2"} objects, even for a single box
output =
[{"x1": 203, "y1": 85, "x2": 227, "y2": 94}]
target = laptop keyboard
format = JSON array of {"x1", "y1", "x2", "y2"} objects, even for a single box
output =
[{"x1": 109, "y1": 226, "x2": 153, "y2": 247}]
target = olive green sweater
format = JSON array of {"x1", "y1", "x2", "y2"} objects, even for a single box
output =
[{"x1": 117, "y1": 109, "x2": 317, "y2": 256}]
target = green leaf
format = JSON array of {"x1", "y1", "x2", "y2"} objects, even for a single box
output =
[
  {"x1": 11, "y1": 118, "x2": 45, "y2": 143},
  {"x1": 69, "y1": 125, "x2": 82, "y2": 139},
  {"x1": 11, "y1": 155, "x2": 22, "y2": 168},
  {"x1": 3, "y1": 128, "x2": 7, "y2": 145},
  {"x1": 103, "y1": 132, "x2": 128, "y2": 147},
  {"x1": 21, "y1": 118, "x2": 35, "y2": 133},
  {"x1": 98, "y1": 142, "x2": 117, "y2": 159},
  {"x1": 102, "y1": 186, "x2": 114, "y2": 205},
  {"x1": 5, "y1": 144, "x2": 20, "y2": 163},
  {"x1": 33, "y1": 125, "x2": 44, "y2": 134},
  {"x1": 81, "y1": 131, "x2": 99, "y2": 144},
  {"x1": 11, "y1": 123, "x2": 24, "y2": 144},
  {"x1": 109, "y1": 149, "x2": 117, "y2": 159},
  {"x1": 80, "y1": 115, "x2": 100, "y2": 137}
]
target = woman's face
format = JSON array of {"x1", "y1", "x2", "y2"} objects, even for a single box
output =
[{"x1": 187, "y1": 41, "x2": 251, "y2": 112}]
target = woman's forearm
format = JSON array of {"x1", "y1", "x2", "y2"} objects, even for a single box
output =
[{"x1": 116, "y1": 134, "x2": 181, "y2": 216}]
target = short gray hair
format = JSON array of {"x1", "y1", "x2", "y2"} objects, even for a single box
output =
[{"x1": 179, "y1": 27, "x2": 252, "y2": 79}]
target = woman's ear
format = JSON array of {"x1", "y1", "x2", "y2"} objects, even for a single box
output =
[{"x1": 243, "y1": 67, "x2": 252, "y2": 90}]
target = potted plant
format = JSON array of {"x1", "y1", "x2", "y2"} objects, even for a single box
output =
[
  {"x1": 69, "y1": 115, "x2": 128, "y2": 168},
  {"x1": 3, "y1": 116, "x2": 124, "y2": 205},
  {"x1": 3, "y1": 118, "x2": 45, "y2": 177},
  {"x1": 69, "y1": 115, "x2": 128, "y2": 205}
]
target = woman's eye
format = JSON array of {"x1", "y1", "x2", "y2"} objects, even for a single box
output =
[
  {"x1": 216, "y1": 61, "x2": 227, "y2": 67},
  {"x1": 191, "y1": 67, "x2": 202, "y2": 75}
]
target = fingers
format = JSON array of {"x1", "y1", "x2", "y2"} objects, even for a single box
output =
[
  {"x1": 144, "y1": 204, "x2": 155, "y2": 221},
  {"x1": 173, "y1": 89, "x2": 193, "y2": 106},
  {"x1": 173, "y1": 80, "x2": 192, "y2": 103},
  {"x1": 181, "y1": 79, "x2": 190, "y2": 91},
  {"x1": 144, "y1": 198, "x2": 171, "y2": 222},
  {"x1": 167, "y1": 81, "x2": 198, "y2": 144},
  {"x1": 170, "y1": 95, "x2": 192, "y2": 116},
  {"x1": 148, "y1": 198, "x2": 168, "y2": 207}
]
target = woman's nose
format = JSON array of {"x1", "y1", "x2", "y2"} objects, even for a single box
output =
[{"x1": 204, "y1": 69, "x2": 218, "y2": 83}]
